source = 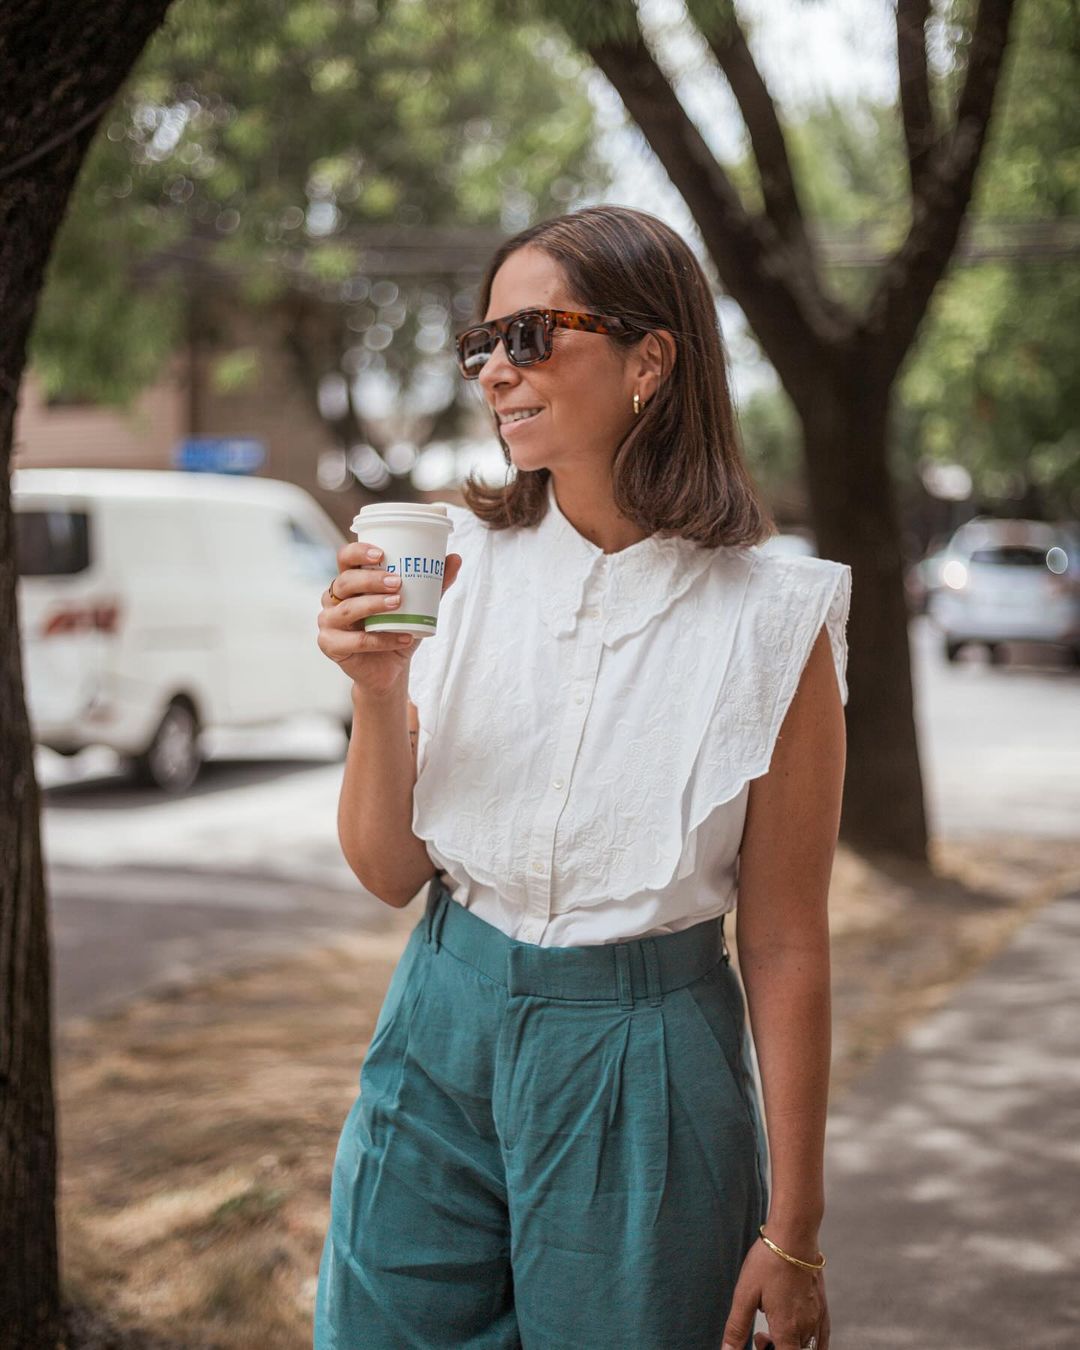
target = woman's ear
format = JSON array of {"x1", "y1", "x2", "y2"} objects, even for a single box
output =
[{"x1": 636, "y1": 329, "x2": 676, "y2": 397}]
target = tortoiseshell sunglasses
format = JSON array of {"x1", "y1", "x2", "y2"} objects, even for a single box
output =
[{"x1": 454, "y1": 307, "x2": 647, "y2": 379}]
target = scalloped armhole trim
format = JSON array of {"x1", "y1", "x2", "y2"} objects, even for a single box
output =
[
  {"x1": 764, "y1": 560, "x2": 853, "y2": 759},
  {"x1": 824, "y1": 562, "x2": 853, "y2": 707},
  {"x1": 753, "y1": 558, "x2": 852, "y2": 785},
  {"x1": 681, "y1": 556, "x2": 852, "y2": 852}
]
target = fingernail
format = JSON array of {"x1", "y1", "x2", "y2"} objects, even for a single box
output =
[{"x1": 366, "y1": 547, "x2": 381, "y2": 560}]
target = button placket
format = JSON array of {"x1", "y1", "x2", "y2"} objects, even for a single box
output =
[{"x1": 523, "y1": 593, "x2": 605, "y2": 937}]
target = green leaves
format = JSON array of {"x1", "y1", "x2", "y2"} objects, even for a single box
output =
[{"x1": 30, "y1": 0, "x2": 607, "y2": 418}]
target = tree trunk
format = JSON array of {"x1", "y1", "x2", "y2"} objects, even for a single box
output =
[
  {"x1": 1, "y1": 6, "x2": 175, "y2": 1342},
  {"x1": 797, "y1": 368, "x2": 929, "y2": 860},
  {"x1": 0, "y1": 506, "x2": 57, "y2": 1342},
  {"x1": 0, "y1": 178, "x2": 67, "y2": 1348}
]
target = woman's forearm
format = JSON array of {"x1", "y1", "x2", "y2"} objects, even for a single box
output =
[
  {"x1": 738, "y1": 940, "x2": 832, "y2": 1255},
  {"x1": 338, "y1": 679, "x2": 435, "y2": 908}
]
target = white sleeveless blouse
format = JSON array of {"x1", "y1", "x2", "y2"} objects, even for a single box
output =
[{"x1": 407, "y1": 477, "x2": 851, "y2": 947}]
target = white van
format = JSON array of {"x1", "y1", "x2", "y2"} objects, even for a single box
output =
[{"x1": 13, "y1": 468, "x2": 354, "y2": 791}]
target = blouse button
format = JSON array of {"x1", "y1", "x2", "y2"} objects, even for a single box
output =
[
  {"x1": 583, "y1": 607, "x2": 599, "y2": 619},
  {"x1": 552, "y1": 778, "x2": 564, "y2": 790},
  {"x1": 574, "y1": 694, "x2": 585, "y2": 705},
  {"x1": 531, "y1": 861, "x2": 544, "y2": 874}
]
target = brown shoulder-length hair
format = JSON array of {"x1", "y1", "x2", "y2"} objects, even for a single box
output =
[{"x1": 458, "y1": 204, "x2": 774, "y2": 548}]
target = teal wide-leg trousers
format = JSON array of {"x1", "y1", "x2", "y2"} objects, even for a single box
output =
[{"x1": 314, "y1": 877, "x2": 769, "y2": 1350}]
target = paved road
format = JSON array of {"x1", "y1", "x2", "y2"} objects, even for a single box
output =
[
  {"x1": 821, "y1": 891, "x2": 1080, "y2": 1349},
  {"x1": 48, "y1": 862, "x2": 404, "y2": 1021},
  {"x1": 910, "y1": 616, "x2": 1079, "y2": 839}
]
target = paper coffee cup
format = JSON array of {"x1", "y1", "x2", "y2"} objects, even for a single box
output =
[{"x1": 350, "y1": 502, "x2": 453, "y2": 639}]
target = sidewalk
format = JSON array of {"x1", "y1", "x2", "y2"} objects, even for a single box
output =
[{"x1": 820, "y1": 890, "x2": 1080, "y2": 1349}]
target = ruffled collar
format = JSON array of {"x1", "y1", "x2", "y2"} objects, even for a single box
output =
[{"x1": 520, "y1": 476, "x2": 717, "y2": 647}]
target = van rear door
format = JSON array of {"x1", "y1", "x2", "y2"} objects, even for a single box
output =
[{"x1": 15, "y1": 500, "x2": 117, "y2": 733}]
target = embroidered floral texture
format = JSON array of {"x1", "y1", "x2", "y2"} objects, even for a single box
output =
[{"x1": 407, "y1": 492, "x2": 852, "y2": 944}]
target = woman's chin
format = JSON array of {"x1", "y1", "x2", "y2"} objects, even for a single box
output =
[{"x1": 506, "y1": 444, "x2": 552, "y2": 475}]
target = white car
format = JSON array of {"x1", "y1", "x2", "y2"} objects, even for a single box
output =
[
  {"x1": 14, "y1": 468, "x2": 353, "y2": 790},
  {"x1": 928, "y1": 516, "x2": 1080, "y2": 665}
]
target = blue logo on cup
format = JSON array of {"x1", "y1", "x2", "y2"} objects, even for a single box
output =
[{"x1": 386, "y1": 557, "x2": 444, "y2": 579}]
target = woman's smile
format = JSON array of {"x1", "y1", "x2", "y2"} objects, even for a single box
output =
[{"x1": 499, "y1": 407, "x2": 545, "y2": 433}]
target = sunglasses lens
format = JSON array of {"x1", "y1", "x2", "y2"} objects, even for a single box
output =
[
  {"x1": 507, "y1": 314, "x2": 545, "y2": 364},
  {"x1": 457, "y1": 313, "x2": 547, "y2": 377},
  {"x1": 459, "y1": 329, "x2": 494, "y2": 378}
]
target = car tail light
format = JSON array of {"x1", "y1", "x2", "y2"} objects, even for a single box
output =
[
  {"x1": 41, "y1": 601, "x2": 121, "y2": 637},
  {"x1": 941, "y1": 560, "x2": 969, "y2": 590}
]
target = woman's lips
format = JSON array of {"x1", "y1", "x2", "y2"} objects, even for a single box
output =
[{"x1": 500, "y1": 408, "x2": 544, "y2": 434}]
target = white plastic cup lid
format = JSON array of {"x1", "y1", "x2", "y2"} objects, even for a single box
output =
[{"x1": 351, "y1": 501, "x2": 450, "y2": 533}]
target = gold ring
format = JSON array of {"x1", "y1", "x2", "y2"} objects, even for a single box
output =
[{"x1": 328, "y1": 577, "x2": 342, "y2": 604}]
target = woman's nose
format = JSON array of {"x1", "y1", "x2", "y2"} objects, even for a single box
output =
[{"x1": 478, "y1": 336, "x2": 520, "y2": 391}]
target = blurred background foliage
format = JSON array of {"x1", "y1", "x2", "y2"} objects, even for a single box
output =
[
  {"x1": 744, "y1": 0, "x2": 1080, "y2": 516},
  {"x1": 30, "y1": 0, "x2": 608, "y2": 451},
  {"x1": 29, "y1": 0, "x2": 1079, "y2": 515}
]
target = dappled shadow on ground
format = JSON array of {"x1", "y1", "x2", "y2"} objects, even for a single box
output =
[
  {"x1": 807, "y1": 834, "x2": 1080, "y2": 1094},
  {"x1": 824, "y1": 895, "x2": 1080, "y2": 1348}
]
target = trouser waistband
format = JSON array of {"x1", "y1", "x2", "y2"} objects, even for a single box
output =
[{"x1": 421, "y1": 875, "x2": 729, "y2": 1010}]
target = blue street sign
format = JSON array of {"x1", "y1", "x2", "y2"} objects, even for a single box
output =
[{"x1": 173, "y1": 437, "x2": 267, "y2": 474}]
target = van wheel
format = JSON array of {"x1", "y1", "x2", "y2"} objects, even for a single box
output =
[
  {"x1": 986, "y1": 642, "x2": 1007, "y2": 666},
  {"x1": 133, "y1": 700, "x2": 201, "y2": 793}
]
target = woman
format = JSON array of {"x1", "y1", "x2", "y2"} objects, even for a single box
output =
[{"x1": 314, "y1": 205, "x2": 849, "y2": 1350}]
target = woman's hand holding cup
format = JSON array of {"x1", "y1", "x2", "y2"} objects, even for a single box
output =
[{"x1": 318, "y1": 541, "x2": 462, "y2": 698}]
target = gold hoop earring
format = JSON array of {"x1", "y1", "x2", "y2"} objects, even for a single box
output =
[{"x1": 633, "y1": 392, "x2": 641, "y2": 416}]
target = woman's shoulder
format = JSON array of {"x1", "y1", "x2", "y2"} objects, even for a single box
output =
[{"x1": 727, "y1": 545, "x2": 852, "y2": 616}]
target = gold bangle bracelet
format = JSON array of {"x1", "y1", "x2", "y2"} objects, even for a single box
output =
[{"x1": 758, "y1": 1226, "x2": 827, "y2": 1272}]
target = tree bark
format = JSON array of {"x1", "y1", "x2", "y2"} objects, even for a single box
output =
[
  {"x1": 797, "y1": 367, "x2": 929, "y2": 859},
  {"x1": 0, "y1": 4, "x2": 175, "y2": 1343}
]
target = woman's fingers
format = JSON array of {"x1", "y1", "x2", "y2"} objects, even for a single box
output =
[
  {"x1": 441, "y1": 552, "x2": 462, "y2": 594},
  {"x1": 317, "y1": 623, "x2": 413, "y2": 660},
  {"x1": 817, "y1": 1282, "x2": 831, "y2": 1350},
  {"x1": 721, "y1": 1282, "x2": 760, "y2": 1350},
  {"x1": 326, "y1": 566, "x2": 401, "y2": 606}
]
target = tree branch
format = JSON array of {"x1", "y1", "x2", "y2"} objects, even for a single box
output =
[
  {"x1": 685, "y1": 0, "x2": 814, "y2": 267},
  {"x1": 896, "y1": 0, "x2": 937, "y2": 190},
  {"x1": 577, "y1": 15, "x2": 851, "y2": 394},
  {"x1": 865, "y1": 0, "x2": 1017, "y2": 382},
  {"x1": 281, "y1": 295, "x2": 367, "y2": 455}
]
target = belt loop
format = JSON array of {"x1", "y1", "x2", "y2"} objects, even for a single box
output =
[
  {"x1": 430, "y1": 889, "x2": 449, "y2": 952},
  {"x1": 615, "y1": 944, "x2": 634, "y2": 1010},
  {"x1": 422, "y1": 885, "x2": 436, "y2": 944},
  {"x1": 720, "y1": 913, "x2": 730, "y2": 964},
  {"x1": 641, "y1": 939, "x2": 663, "y2": 1007}
]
